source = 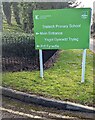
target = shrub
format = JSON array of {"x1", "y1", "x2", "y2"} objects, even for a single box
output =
[
  {"x1": 2, "y1": 32, "x2": 38, "y2": 58},
  {"x1": 2, "y1": 32, "x2": 57, "y2": 71},
  {"x1": 2, "y1": 32, "x2": 39, "y2": 71}
]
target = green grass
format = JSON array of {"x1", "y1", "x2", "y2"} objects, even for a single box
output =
[{"x1": 2, "y1": 50, "x2": 94, "y2": 106}]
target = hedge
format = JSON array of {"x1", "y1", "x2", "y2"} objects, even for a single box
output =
[
  {"x1": 2, "y1": 32, "x2": 57, "y2": 71},
  {"x1": 2, "y1": 32, "x2": 38, "y2": 58},
  {"x1": 2, "y1": 32, "x2": 39, "y2": 71}
]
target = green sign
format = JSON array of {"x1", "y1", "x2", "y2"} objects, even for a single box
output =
[{"x1": 33, "y1": 8, "x2": 91, "y2": 49}]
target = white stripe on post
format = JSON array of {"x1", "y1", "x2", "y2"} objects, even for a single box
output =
[
  {"x1": 39, "y1": 50, "x2": 44, "y2": 78},
  {"x1": 81, "y1": 49, "x2": 87, "y2": 83}
]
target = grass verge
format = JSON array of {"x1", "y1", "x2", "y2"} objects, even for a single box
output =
[{"x1": 2, "y1": 50, "x2": 94, "y2": 106}]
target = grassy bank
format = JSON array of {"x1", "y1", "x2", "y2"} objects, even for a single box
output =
[{"x1": 2, "y1": 50, "x2": 94, "y2": 106}]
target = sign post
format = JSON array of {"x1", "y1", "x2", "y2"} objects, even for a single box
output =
[
  {"x1": 39, "y1": 50, "x2": 43, "y2": 78},
  {"x1": 81, "y1": 49, "x2": 87, "y2": 83}
]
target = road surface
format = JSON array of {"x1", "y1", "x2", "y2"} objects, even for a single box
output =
[{"x1": 1, "y1": 96, "x2": 94, "y2": 120}]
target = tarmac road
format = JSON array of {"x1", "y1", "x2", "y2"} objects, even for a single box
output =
[
  {"x1": 1, "y1": 96, "x2": 77, "y2": 120},
  {"x1": 1, "y1": 96, "x2": 94, "y2": 120}
]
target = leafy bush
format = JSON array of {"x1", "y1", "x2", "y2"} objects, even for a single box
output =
[
  {"x1": 2, "y1": 32, "x2": 39, "y2": 71},
  {"x1": 2, "y1": 32, "x2": 57, "y2": 71},
  {"x1": 2, "y1": 32, "x2": 38, "y2": 59}
]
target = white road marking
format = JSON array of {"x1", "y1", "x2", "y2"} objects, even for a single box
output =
[
  {"x1": 0, "y1": 107, "x2": 46, "y2": 119},
  {"x1": 30, "y1": 109, "x2": 76, "y2": 119},
  {"x1": 0, "y1": 107, "x2": 76, "y2": 119}
]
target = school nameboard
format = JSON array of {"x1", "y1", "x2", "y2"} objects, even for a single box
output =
[{"x1": 33, "y1": 8, "x2": 91, "y2": 49}]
